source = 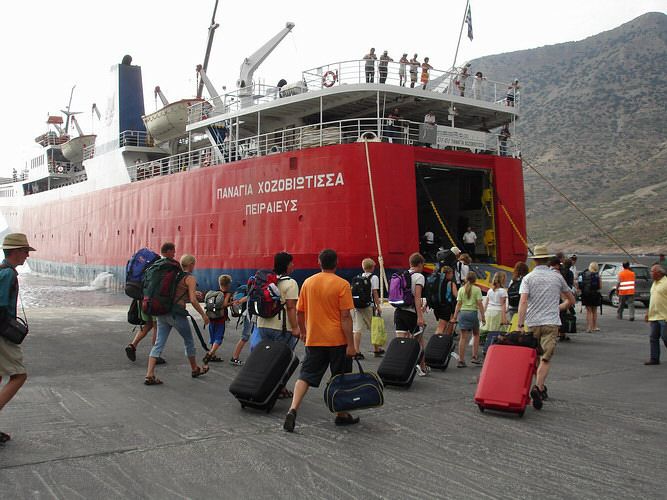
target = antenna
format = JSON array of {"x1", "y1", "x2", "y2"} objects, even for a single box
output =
[{"x1": 64, "y1": 85, "x2": 76, "y2": 134}]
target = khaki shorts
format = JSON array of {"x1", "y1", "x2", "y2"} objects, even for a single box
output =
[
  {"x1": 0, "y1": 336, "x2": 26, "y2": 376},
  {"x1": 528, "y1": 325, "x2": 559, "y2": 361},
  {"x1": 352, "y1": 306, "x2": 373, "y2": 334}
]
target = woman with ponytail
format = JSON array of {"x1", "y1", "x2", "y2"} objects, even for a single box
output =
[{"x1": 451, "y1": 271, "x2": 486, "y2": 367}]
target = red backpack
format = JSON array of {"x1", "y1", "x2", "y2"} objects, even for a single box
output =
[{"x1": 247, "y1": 269, "x2": 289, "y2": 318}]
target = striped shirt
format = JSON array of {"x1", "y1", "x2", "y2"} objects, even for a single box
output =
[{"x1": 519, "y1": 265, "x2": 571, "y2": 327}]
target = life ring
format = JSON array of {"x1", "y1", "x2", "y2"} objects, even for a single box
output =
[
  {"x1": 322, "y1": 71, "x2": 337, "y2": 88},
  {"x1": 268, "y1": 145, "x2": 282, "y2": 154},
  {"x1": 56, "y1": 165, "x2": 64, "y2": 174},
  {"x1": 356, "y1": 131, "x2": 380, "y2": 142}
]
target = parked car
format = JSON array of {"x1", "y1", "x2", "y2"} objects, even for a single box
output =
[{"x1": 594, "y1": 263, "x2": 652, "y2": 307}]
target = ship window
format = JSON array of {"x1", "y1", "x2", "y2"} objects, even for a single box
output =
[
  {"x1": 131, "y1": 229, "x2": 135, "y2": 235},
  {"x1": 209, "y1": 223, "x2": 214, "y2": 229},
  {"x1": 177, "y1": 225, "x2": 182, "y2": 231},
  {"x1": 117, "y1": 230, "x2": 120, "y2": 236},
  {"x1": 151, "y1": 228, "x2": 154, "y2": 233},
  {"x1": 89, "y1": 232, "x2": 92, "y2": 237}
]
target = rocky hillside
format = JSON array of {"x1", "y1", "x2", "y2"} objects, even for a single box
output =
[{"x1": 473, "y1": 12, "x2": 667, "y2": 253}]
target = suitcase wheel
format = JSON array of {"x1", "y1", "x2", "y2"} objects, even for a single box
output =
[
  {"x1": 240, "y1": 403, "x2": 246, "y2": 409},
  {"x1": 518, "y1": 410, "x2": 525, "y2": 418},
  {"x1": 477, "y1": 404, "x2": 485, "y2": 413}
]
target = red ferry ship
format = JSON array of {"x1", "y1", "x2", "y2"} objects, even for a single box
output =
[{"x1": 0, "y1": 22, "x2": 526, "y2": 292}]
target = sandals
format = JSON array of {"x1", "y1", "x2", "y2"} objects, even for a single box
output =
[
  {"x1": 457, "y1": 361, "x2": 467, "y2": 368},
  {"x1": 471, "y1": 357, "x2": 483, "y2": 365},
  {"x1": 191, "y1": 365, "x2": 209, "y2": 378},
  {"x1": 0, "y1": 431, "x2": 10, "y2": 444},
  {"x1": 144, "y1": 376, "x2": 163, "y2": 386}
]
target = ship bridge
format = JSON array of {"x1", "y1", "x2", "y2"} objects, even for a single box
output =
[{"x1": 180, "y1": 59, "x2": 520, "y2": 167}]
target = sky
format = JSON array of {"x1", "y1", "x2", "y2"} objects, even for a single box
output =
[{"x1": 1, "y1": 0, "x2": 665, "y2": 175}]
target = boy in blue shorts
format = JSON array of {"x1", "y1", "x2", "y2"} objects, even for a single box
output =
[{"x1": 203, "y1": 275, "x2": 232, "y2": 364}]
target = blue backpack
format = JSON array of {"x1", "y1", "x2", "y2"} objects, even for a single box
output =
[{"x1": 124, "y1": 248, "x2": 160, "y2": 299}]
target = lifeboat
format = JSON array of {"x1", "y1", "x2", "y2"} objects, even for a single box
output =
[
  {"x1": 142, "y1": 98, "x2": 205, "y2": 144},
  {"x1": 61, "y1": 134, "x2": 96, "y2": 163}
]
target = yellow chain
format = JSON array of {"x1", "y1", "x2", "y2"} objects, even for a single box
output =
[
  {"x1": 430, "y1": 200, "x2": 457, "y2": 248},
  {"x1": 499, "y1": 202, "x2": 530, "y2": 252}
]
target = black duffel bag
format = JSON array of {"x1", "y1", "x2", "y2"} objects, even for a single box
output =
[{"x1": 324, "y1": 359, "x2": 384, "y2": 413}]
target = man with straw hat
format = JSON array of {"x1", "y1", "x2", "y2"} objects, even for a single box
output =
[
  {"x1": 516, "y1": 244, "x2": 575, "y2": 410},
  {"x1": 0, "y1": 233, "x2": 35, "y2": 444}
]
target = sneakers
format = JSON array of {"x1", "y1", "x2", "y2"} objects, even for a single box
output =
[
  {"x1": 283, "y1": 409, "x2": 297, "y2": 432},
  {"x1": 471, "y1": 357, "x2": 483, "y2": 365},
  {"x1": 125, "y1": 344, "x2": 136, "y2": 362},
  {"x1": 644, "y1": 359, "x2": 660, "y2": 365},
  {"x1": 416, "y1": 365, "x2": 428, "y2": 377},
  {"x1": 230, "y1": 358, "x2": 244, "y2": 366},
  {"x1": 530, "y1": 385, "x2": 543, "y2": 410},
  {"x1": 374, "y1": 349, "x2": 385, "y2": 358}
]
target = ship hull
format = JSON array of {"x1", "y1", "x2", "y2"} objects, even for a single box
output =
[{"x1": 11, "y1": 142, "x2": 526, "y2": 290}]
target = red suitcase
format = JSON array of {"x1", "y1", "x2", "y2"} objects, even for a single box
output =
[{"x1": 474, "y1": 344, "x2": 537, "y2": 417}]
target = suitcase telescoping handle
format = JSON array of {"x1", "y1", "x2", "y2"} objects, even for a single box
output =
[{"x1": 188, "y1": 315, "x2": 210, "y2": 351}]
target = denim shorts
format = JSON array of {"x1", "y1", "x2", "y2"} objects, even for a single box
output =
[
  {"x1": 458, "y1": 310, "x2": 480, "y2": 331},
  {"x1": 256, "y1": 327, "x2": 298, "y2": 350},
  {"x1": 240, "y1": 316, "x2": 255, "y2": 341}
]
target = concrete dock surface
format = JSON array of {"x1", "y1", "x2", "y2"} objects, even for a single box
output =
[{"x1": 0, "y1": 303, "x2": 665, "y2": 499}]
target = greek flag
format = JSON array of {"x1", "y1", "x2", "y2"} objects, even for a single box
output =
[{"x1": 466, "y1": 4, "x2": 473, "y2": 41}]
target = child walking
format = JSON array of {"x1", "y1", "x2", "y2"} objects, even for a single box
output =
[
  {"x1": 451, "y1": 271, "x2": 486, "y2": 367},
  {"x1": 203, "y1": 275, "x2": 233, "y2": 365}
]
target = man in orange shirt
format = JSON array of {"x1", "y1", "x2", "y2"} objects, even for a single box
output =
[
  {"x1": 616, "y1": 262, "x2": 636, "y2": 321},
  {"x1": 283, "y1": 249, "x2": 356, "y2": 432}
]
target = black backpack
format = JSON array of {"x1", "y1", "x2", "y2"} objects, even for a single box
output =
[
  {"x1": 424, "y1": 272, "x2": 445, "y2": 308},
  {"x1": 350, "y1": 274, "x2": 373, "y2": 309},
  {"x1": 507, "y1": 278, "x2": 522, "y2": 308}
]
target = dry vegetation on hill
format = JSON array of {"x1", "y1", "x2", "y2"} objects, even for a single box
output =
[{"x1": 473, "y1": 12, "x2": 667, "y2": 253}]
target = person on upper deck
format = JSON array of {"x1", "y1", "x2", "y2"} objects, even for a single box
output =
[
  {"x1": 499, "y1": 124, "x2": 511, "y2": 156},
  {"x1": 506, "y1": 79, "x2": 520, "y2": 106},
  {"x1": 379, "y1": 51, "x2": 393, "y2": 84},
  {"x1": 421, "y1": 57, "x2": 433, "y2": 90},
  {"x1": 364, "y1": 48, "x2": 377, "y2": 83},
  {"x1": 409, "y1": 54, "x2": 420, "y2": 88},
  {"x1": 472, "y1": 71, "x2": 486, "y2": 100},
  {"x1": 399, "y1": 54, "x2": 409, "y2": 87},
  {"x1": 456, "y1": 63, "x2": 471, "y2": 96}
]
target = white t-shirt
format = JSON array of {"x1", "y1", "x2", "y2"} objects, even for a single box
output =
[
  {"x1": 257, "y1": 276, "x2": 299, "y2": 331},
  {"x1": 399, "y1": 270, "x2": 425, "y2": 313},
  {"x1": 463, "y1": 231, "x2": 477, "y2": 244},
  {"x1": 485, "y1": 287, "x2": 507, "y2": 312},
  {"x1": 424, "y1": 231, "x2": 434, "y2": 244},
  {"x1": 455, "y1": 262, "x2": 469, "y2": 285}
]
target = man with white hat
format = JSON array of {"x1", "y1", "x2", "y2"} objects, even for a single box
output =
[
  {"x1": 0, "y1": 233, "x2": 35, "y2": 444},
  {"x1": 516, "y1": 244, "x2": 575, "y2": 410}
]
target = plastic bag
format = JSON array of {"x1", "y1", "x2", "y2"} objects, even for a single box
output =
[{"x1": 371, "y1": 315, "x2": 387, "y2": 346}]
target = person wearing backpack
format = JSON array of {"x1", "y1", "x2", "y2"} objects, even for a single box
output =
[
  {"x1": 431, "y1": 266, "x2": 458, "y2": 335},
  {"x1": 124, "y1": 242, "x2": 174, "y2": 364},
  {"x1": 202, "y1": 275, "x2": 233, "y2": 364},
  {"x1": 454, "y1": 253, "x2": 471, "y2": 288},
  {"x1": 256, "y1": 252, "x2": 300, "y2": 349},
  {"x1": 144, "y1": 254, "x2": 210, "y2": 385},
  {"x1": 507, "y1": 261, "x2": 529, "y2": 322},
  {"x1": 394, "y1": 253, "x2": 429, "y2": 377},
  {"x1": 579, "y1": 262, "x2": 601, "y2": 333},
  {"x1": 229, "y1": 275, "x2": 256, "y2": 366},
  {"x1": 351, "y1": 258, "x2": 383, "y2": 359}
]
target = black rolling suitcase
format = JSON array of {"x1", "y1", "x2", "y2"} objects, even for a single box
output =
[
  {"x1": 424, "y1": 333, "x2": 456, "y2": 370},
  {"x1": 378, "y1": 337, "x2": 421, "y2": 387},
  {"x1": 229, "y1": 340, "x2": 299, "y2": 413}
]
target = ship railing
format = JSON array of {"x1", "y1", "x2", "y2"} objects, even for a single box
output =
[
  {"x1": 83, "y1": 144, "x2": 95, "y2": 160},
  {"x1": 119, "y1": 130, "x2": 152, "y2": 148},
  {"x1": 302, "y1": 60, "x2": 520, "y2": 107},
  {"x1": 186, "y1": 61, "x2": 520, "y2": 125},
  {"x1": 47, "y1": 161, "x2": 78, "y2": 175},
  {"x1": 129, "y1": 118, "x2": 519, "y2": 182}
]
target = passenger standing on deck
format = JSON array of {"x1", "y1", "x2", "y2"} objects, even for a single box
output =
[
  {"x1": 616, "y1": 262, "x2": 636, "y2": 321},
  {"x1": 256, "y1": 252, "x2": 300, "y2": 348},
  {"x1": 378, "y1": 51, "x2": 393, "y2": 84},
  {"x1": 144, "y1": 254, "x2": 210, "y2": 385},
  {"x1": 283, "y1": 249, "x2": 356, "y2": 432},
  {"x1": 451, "y1": 271, "x2": 485, "y2": 367},
  {"x1": 394, "y1": 253, "x2": 430, "y2": 376},
  {"x1": 421, "y1": 57, "x2": 433, "y2": 89},
  {"x1": 506, "y1": 79, "x2": 520, "y2": 106},
  {"x1": 472, "y1": 71, "x2": 486, "y2": 99},
  {"x1": 409, "y1": 54, "x2": 420, "y2": 88},
  {"x1": 456, "y1": 63, "x2": 471, "y2": 96},
  {"x1": 498, "y1": 124, "x2": 511, "y2": 156},
  {"x1": 516, "y1": 245, "x2": 575, "y2": 409},
  {"x1": 363, "y1": 48, "x2": 377, "y2": 83},
  {"x1": 462, "y1": 227, "x2": 477, "y2": 259},
  {"x1": 644, "y1": 264, "x2": 667, "y2": 365},
  {"x1": 125, "y1": 242, "x2": 175, "y2": 365},
  {"x1": 0, "y1": 233, "x2": 35, "y2": 444},
  {"x1": 352, "y1": 258, "x2": 383, "y2": 358},
  {"x1": 399, "y1": 54, "x2": 409, "y2": 86},
  {"x1": 579, "y1": 262, "x2": 601, "y2": 333}
]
